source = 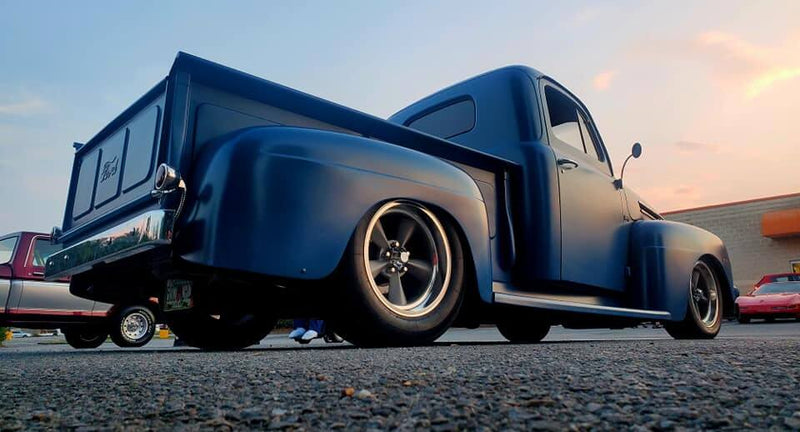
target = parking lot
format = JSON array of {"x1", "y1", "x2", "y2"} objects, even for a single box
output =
[{"x1": 2, "y1": 321, "x2": 799, "y2": 430}]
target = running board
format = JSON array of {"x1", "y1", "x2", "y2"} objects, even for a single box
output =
[{"x1": 494, "y1": 292, "x2": 672, "y2": 320}]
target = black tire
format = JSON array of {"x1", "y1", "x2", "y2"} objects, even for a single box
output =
[
  {"x1": 63, "y1": 326, "x2": 108, "y2": 349},
  {"x1": 334, "y1": 201, "x2": 465, "y2": 347},
  {"x1": 164, "y1": 281, "x2": 276, "y2": 351},
  {"x1": 496, "y1": 313, "x2": 550, "y2": 343},
  {"x1": 110, "y1": 305, "x2": 157, "y2": 348},
  {"x1": 665, "y1": 260, "x2": 723, "y2": 339},
  {"x1": 735, "y1": 306, "x2": 750, "y2": 324},
  {"x1": 167, "y1": 309, "x2": 275, "y2": 350},
  {"x1": 765, "y1": 317, "x2": 775, "y2": 323}
]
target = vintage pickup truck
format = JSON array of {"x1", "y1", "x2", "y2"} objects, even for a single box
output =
[
  {"x1": 46, "y1": 52, "x2": 736, "y2": 349},
  {"x1": 2, "y1": 231, "x2": 158, "y2": 348}
]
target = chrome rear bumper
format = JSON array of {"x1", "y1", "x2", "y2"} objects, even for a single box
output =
[{"x1": 45, "y1": 210, "x2": 175, "y2": 280}]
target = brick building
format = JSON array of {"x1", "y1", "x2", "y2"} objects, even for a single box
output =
[{"x1": 663, "y1": 193, "x2": 800, "y2": 293}]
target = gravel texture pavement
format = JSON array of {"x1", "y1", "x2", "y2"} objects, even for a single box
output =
[{"x1": 1, "y1": 337, "x2": 799, "y2": 431}]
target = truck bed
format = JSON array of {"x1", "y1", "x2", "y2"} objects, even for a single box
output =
[{"x1": 59, "y1": 52, "x2": 519, "y2": 247}]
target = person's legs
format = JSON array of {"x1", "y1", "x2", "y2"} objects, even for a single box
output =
[
  {"x1": 289, "y1": 319, "x2": 309, "y2": 339},
  {"x1": 300, "y1": 319, "x2": 324, "y2": 341}
]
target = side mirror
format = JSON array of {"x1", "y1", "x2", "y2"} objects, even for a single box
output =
[
  {"x1": 631, "y1": 142, "x2": 642, "y2": 158},
  {"x1": 613, "y1": 142, "x2": 642, "y2": 189}
]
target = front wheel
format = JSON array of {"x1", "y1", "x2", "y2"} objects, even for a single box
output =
[
  {"x1": 665, "y1": 260, "x2": 723, "y2": 339},
  {"x1": 334, "y1": 201, "x2": 465, "y2": 347},
  {"x1": 496, "y1": 311, "x2": 550, "y2": 343},
  {"x1": 110, "y1": 305, "x2": 156, "y2": 348},
  {"x1": 63, "y1": 326, "x2": 108, "y2": 349},
  {"x1": 735, "y1": 306, "x2": 750, "y2": 324}
]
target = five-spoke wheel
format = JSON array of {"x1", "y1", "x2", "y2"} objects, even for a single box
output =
[
  {"x1": 335, "y1": 200, "x2": 465, "y2": 347},
  {"x1": 665, "y1": 260, "x2": 723, "y2": 339},
  {"x1": 363, "y1": 202, "x2": 452, "y2": 318}
]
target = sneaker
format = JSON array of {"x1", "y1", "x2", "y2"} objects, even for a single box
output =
[
  {"x1": 288, "y1": 328, "x2": 306, "y2": 340},
  {"x1": 324, "y1": 332, "x2": 344, "y2": 343},
  {"x1": 300, "y1": 330, "x2": 319, "y2": 341}
]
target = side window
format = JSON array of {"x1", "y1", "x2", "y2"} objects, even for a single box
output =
[
  {"x1": 578, "y1": 114, "x2": 600, "y2": 162},
  {"x1": 546, "y1": 86, "x2": 613, "y2": 176},
  {"x1": 406, "y1": 98, "x2": 476, "y2": 139},
  {"x1": 0, "y1": 237, "x2": 18, "y2": 265},
  {"x1": 30, "y1": 238, "x2": 61, "y2": 267},
  {"x1": 545, "y1": 87, "x2": 584, "y2": 152}
]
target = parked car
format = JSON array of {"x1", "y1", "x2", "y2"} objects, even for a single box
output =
[
  {"x1": 46, "y1": 52, "x2": 736, "y2": 349},
  {"x1": 735, "y1": 281, "x2": 800, "y2": 323},
  {"x1": 9, "y1": 329, "x2": 32, "y2": 338},
  {"x1": 0, "y1": 232, "x2": 159, "y2": 348},
  {"x1": 751, "y1": 273, "x2": 800, "y2": 294}
]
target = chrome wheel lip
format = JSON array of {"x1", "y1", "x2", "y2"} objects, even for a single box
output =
[
  {"x1": 121, "y1": 312, "x2": 150, "y2": 341},
  {"x1": 688, "y1": 261, "x2": 720, "y2": 329},
  {"x1": 363, "y1": 201, "x2": 451, "y2": 318}
]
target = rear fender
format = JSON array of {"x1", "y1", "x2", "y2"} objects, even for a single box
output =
[
  {"x1": 177, "y1": 126, "x2": 494, "y2": 302},
  {"x1": 629, "y1": 220, "x2": 735, "y2": 320}
]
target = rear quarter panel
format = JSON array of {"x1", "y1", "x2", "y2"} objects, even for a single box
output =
[{"x1": 176, "y1": 126, "x2": 495, "y2": 301}]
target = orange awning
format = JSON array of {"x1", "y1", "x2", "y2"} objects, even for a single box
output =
[{"x1": 762, "y1": 208, "x2": 800, "y2": 238}]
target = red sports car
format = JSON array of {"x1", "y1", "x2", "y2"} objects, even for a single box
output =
[
  {"x1": 735, "y1": 281, "x2": 800, "y2": 323},
  {"x1": 752, "y1": 273, "x2": 800, "y2": 293}
]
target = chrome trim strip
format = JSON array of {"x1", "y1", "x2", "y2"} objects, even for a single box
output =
[
  {"x1": 494, "y1": 292, "x2": 672, "y2": 320},
  {"x1": 44, "y1": 210, "x2": 175, "y2": 280}
]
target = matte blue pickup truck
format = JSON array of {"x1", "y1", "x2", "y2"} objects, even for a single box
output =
[{"x1": 46, "y1": 53, "x2": 736, "y2": 349}]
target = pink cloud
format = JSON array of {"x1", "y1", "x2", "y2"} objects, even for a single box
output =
[{"x1": 592, "y1": 71, "x2": 616, "y2": 91}]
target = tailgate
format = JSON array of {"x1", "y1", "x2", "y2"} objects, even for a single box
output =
[{"x1": 63, "y1": 83, "x2": 166, "y2": 238}]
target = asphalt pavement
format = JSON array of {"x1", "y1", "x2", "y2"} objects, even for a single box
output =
[{"x1": 1, "y1": 321, "x2": 799, "y2": 430}]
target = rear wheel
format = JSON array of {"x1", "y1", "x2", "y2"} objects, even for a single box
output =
[
  {"x1": 335, "y1": 201, "x2": 465, "y2": 347},
  {"x1": 63, "y1": 326, "x2": 108, "y2": 349},
  {"x1": 165, "y1": 282, "x2": 276, "y2": 350},
  {"x1": 665, "y1": 260, "x2": 722, "y2": 339},
  {"x1": 110, "y1": 305, "x2": 156, "y2": 348}
]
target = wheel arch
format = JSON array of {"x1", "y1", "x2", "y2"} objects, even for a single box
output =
[{"x1": 699, "y1": 253, "x2": 735, "y2": 319}]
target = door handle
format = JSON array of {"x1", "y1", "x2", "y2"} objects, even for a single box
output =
[
  {"x1": 557, "y1": 158, "x2": 579, "y2": 170},
  {"x1": 32, "y1": 271, "x2": 44, "y2": 276}
]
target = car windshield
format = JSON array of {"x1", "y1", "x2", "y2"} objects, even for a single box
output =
[
  {"x1": 755, "y1": 282, "x2": 800, "y2": 295},
  {"x1": 769, "y1": 274, "x2": 800, "y2": 283}
]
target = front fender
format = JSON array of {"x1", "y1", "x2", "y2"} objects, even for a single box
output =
[
  {"x1": 630, "y1": 220, "x2": 735, "y2": 320},
  {"x1": 177, "y1": 126, "x2": 494, "y2": 301}
]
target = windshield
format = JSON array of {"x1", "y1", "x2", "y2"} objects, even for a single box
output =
[
  {"x1": 0, "y1": 237, "x2": 18, "y2": 264},
  {"x1": 755, "y1": 282, "x2": 800, "y2": 295}
]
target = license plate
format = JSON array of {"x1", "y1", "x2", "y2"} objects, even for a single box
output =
[{"x1": 164, "y1": 279, "x2": 194, "y2": 312}]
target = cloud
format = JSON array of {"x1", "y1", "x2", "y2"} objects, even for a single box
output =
[
  {"x1": 693, "y1": 30, "x2": 800, "y2": 98},
  {"x1": 592, "y1": 71, "x2": 616, "y2": 91},
  {"x1": 674, "y1": 140, "x2": 720, "y2": 153},
  {"x1": 747, "y1": 67, "x2": 800, "y2": 98},
  {"x1": 0, "y1": 96, "x2": 50, "y2": 116},
  {"x1": 639, "y1": 184, "x2": 704, "y2": 211}
]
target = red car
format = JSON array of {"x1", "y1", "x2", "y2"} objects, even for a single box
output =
[
  {"x1": 1, "y1": 231, "x2": 160, "y2": 348},
  {"x1": 735, "y1": 281, "x2": 800, "y2": 323},
  {"x1": 752, "y1": 273, "x2": 800, "y2": 293}
]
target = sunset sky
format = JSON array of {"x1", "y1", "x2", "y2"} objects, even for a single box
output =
[{"x1": 1, "y1": 1, "x2": 798, "y2": 232}]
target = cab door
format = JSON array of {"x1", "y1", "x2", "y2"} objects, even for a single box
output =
[
  {"x1": 542, "y1": 83, "x2": 628, "y2": 292},
  {"x1": 0, "y1": 236, "x2": 19, "y2": 311},
  {"x1": 15, "y1": 236, "x2": 95, "y2": 314}
]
